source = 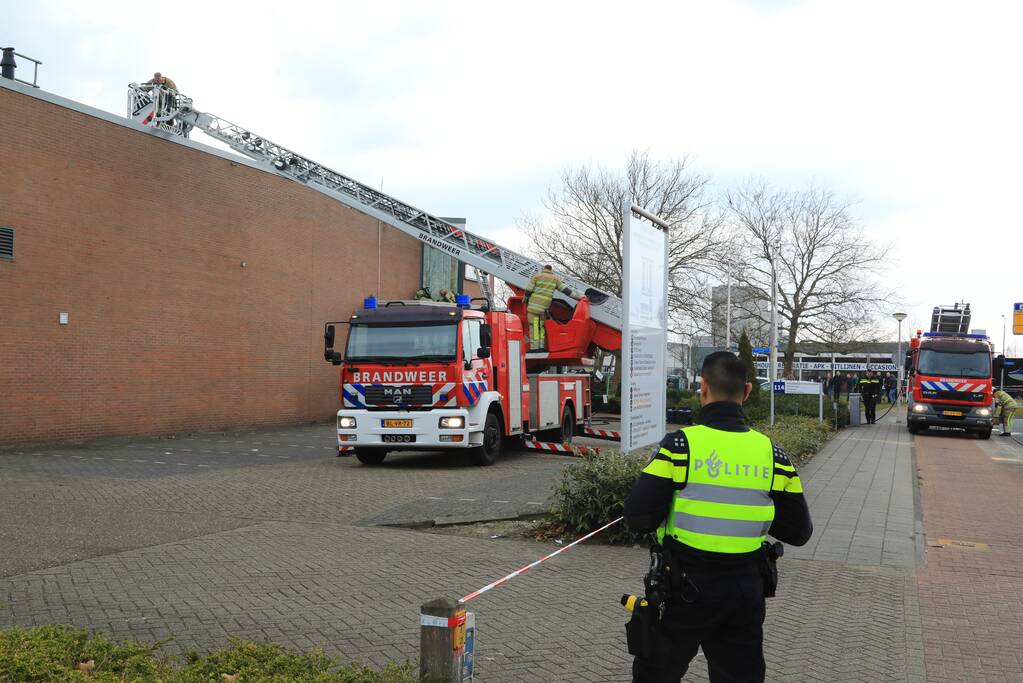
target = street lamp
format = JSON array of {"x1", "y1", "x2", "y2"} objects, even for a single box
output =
[
  {"x1": 769, "y1": 242, "x2": 780, "y2": 426},
  {"x1": 893, "y1": 312, "x2": 907, "y2": 406}
]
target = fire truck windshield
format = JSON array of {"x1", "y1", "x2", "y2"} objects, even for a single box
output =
[
  {"x1": 918, "y1": 349, "x2": 990, "y2": 378},
  {"x1": 345, "y1": 323, "x2": 457, "y2": 363}
]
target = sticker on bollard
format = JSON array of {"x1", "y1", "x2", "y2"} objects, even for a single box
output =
[
  {"x1": 461, "y1": 613, "x2": 475, "y2": 681},
  {"x1": 420, "y1": 613, "x2": 466, "y2": 628}
]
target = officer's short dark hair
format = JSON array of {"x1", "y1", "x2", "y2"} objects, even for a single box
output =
[{"x1": 700, "y1": 351, "x2": 748, "y2": 400}]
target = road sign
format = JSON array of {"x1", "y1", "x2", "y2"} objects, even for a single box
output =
[
  {"x1": 773, "y1": 380, "x2": 785, "y2": 394},
  {"x1": 1015, "y1": 302, "x2": 1023, "y2": 335},
  {"x1": 753, "y1": 347, "x2": 770, "y2": 355}
]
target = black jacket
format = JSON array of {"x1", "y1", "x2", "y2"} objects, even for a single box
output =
[{"x1": 623, "y1": 401, "x2": 814, "y2": 568}]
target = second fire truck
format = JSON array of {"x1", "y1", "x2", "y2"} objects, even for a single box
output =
[{"x1": 905, "y1": 303, "x2": 995, "y2": 438}]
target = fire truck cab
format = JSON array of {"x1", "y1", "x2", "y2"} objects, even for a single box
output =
[{"x1": 324, "y1": 297, "x2": 591, "y2": 465}]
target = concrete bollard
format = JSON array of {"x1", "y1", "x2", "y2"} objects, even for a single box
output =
[{"x1": 420, "y1": 597, "x2": 467, "y2": 682}]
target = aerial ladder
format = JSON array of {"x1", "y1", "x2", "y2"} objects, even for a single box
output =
[{"x1": 126, "y1": 84, "x2": 622, "y2": 362}]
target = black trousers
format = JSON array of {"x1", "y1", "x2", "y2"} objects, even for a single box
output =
[
  {"x1": 632, "y1": 567, "x2": 766, "y2": 682},
  {"x1": 864, "y1": 396, "x2": 877, "y2": 423}
]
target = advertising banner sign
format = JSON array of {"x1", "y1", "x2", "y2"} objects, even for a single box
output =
[{"x1": 621, "y1": 204, "x2": 669, "y2": 453}]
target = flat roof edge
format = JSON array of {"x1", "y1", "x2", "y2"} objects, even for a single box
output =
[{"x1": 0, "y1": 77, "x2": 268, "y2": 176}]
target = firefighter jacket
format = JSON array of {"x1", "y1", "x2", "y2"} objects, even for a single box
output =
[
  {"x1": 624, "y1": 402, "x2": 813, "y2": 567},
  {"x1": 994, "y1": 389, "x2": 1018, "y2": 410},
  {"x1": 525, "y1": 270, "x2": 573, "y2": 315}
]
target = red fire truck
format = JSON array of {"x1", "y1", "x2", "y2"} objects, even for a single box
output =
[
  {"x1": 124, "y1": 81, "x2": 626, "y2": 464},
  {"x1": 324, "y1": 292, "x2": 621, "y2": 465},
  {"x1": 906, "y1": 303, "x2": 995, "y2": 438}
]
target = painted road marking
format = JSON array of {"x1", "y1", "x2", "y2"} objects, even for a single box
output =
[
  {"x1": 494, "y1": 500, "x2": 510, "y2": 503},
  {"x1": 154, "y1": 461, "x2": 167, "y2": 465}
]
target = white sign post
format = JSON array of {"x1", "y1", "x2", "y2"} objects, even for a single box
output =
[{"x1": 621, "y1": 203, "x2": 669, "y2": 454}]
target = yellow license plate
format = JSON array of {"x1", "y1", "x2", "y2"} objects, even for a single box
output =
[
  {"x1": 383, "y1": 419, "x2": 413, "y2": 428},
  {"x1": 943, "y1": 410, "x2": 963, "y2": 417}
]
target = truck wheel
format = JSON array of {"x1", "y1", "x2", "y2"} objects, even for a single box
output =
[
  {"x1": 977, "y1": 429, "x2": 992, "y2": 440},
  {"x1": 470, "y1": 412, "x2": 502, "y2": 466},
  {"x1": 560, "y1": 407, "x2": 576, "y2": 444},
  {"x1": 354, "y1": 449, "x2": 387, "y2": 465}
]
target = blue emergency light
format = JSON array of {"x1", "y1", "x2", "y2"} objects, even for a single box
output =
[
  {"x1": 456, "y1": 294, "x2": 471, "y2": 308},
  {"x1": 363, "y1": 296, "x2": 377, "y2": 309},
  {"x1": 921, "y1": 332, "x2": 987, "y2": 339}
]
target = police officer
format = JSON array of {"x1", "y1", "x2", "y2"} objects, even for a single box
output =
[
  {"x1": 859, "y1": 370, "x2": 881, "y2": 424},
  {"x1": 624, "y1": 351, "x2": 813, "y2": 682}
]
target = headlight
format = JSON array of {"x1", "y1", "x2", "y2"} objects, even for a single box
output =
[
  {"x1": 338, "y1": 416, "x2": 357, "y2": 429},
  {"x1": 439, "y1": 416, "x2": 465, "y2": 429},
  {"x1": 912, "y1": 404, "x2": 926, "y2": 413},
  {"x1": 978, "y1": 407, "x2": 991, "y2": 417}
]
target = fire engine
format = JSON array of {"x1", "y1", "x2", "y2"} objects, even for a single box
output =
[
  {"x1": 125, "y1": 82, "x2": 626, "y2": 465},
  {"x1": 323, "y1": 291, "x2": 620, "y2": 464},
  {"x1": 905, "y1": 303, "x2": 995, "y2": 438}
]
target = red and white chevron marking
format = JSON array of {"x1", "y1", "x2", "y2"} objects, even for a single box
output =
[
  {"x1": 582, "y1": 427, "x2": 621, "y2": 441},
  {"x1": 522, "y1": 439, "x2": 576, "y2": 454}
]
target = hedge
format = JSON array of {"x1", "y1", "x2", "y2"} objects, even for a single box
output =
[{"x1": 0, "y1": 625, "x2": 420, "y2": 683}]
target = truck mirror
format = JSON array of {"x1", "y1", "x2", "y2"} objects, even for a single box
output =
[
  {"x1": 477, "y1": 347, "x2": 491, "y2": 360},
  {"x1": 325, "y1": 324, "x2": 336, "y2": 349},
  {"x1": 480, "y1": 324, "x2": 492, "y2": 348}
]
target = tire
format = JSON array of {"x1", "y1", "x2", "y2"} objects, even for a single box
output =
[
  {"x1": 354, "y1": 449, "x2": 387, "y2": 465},
  {"x1": 560, "y1": 406, "x2": 576, "y2": 444},
  {"x1": 977, "y1": 429, "x2": 992, "y2": 440},
  {"x1": 470, "y1": 412, "x2": 502, "y2": 466},
  {"x1": 907, "y1": 423, "x2": 921, "y2": 435}
]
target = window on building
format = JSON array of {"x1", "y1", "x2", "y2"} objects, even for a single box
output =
[
  {"x1": 0, "y1": 226, "x2": 12, "y2": 260},
  {"x1": 422, "y1": 245, "x2": 462, "y2": 299}
]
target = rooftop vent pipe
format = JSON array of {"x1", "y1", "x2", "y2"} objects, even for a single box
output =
[{"x1": 1, "y1": 48, "x2": 15, "y2": 80}]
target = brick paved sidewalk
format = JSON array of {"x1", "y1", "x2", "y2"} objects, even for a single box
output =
[
  {"x1": 915, "y1": 428, "x2": 1023, "y2": 682},
  {"x1": 0, "y1": 419, "x2": 933, "y2": 681},
  {"x1": 786, "y1": 408, "x2": 923, "y2": 567}
]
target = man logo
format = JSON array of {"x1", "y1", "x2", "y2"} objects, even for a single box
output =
[
  {"x1": 705, "y1": 450, "x2": 723, "y2": 478},
  {"x1": 382, "y1": 387, "x2": 414, "y2": 397}
]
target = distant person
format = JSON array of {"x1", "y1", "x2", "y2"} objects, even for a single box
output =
[
  {"x1": 884, "y1": 373, "x2": 897, "y2": 404},
  {"x1": 859, "y1": 370, "x2": 881, "y2": 424},
  {"x1": 847, "y1": 373, "x2": 857, "y2": 399},
  {"x1": 828, "y1": 372, "x2": 845, "y2": 398},
  {"x1": 823, "y1": 373, "x2": 833, "y2": 397},
  {"x1": 993, "y1": 388, "x2": 1018, "y2": 436},
  {"x1": 143, "y1": 71, "x2": 178, "y2": 113}
]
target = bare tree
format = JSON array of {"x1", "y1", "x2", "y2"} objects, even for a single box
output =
[
  {"x1": 725, "y1": 179, "x2": 895, "y2": 376},
  {"x1": 521, "y1": 151, "x2": 725, "y2": 396},
  {"x1": 522, "y1": 151, "x2": 724, "y2": 325}
]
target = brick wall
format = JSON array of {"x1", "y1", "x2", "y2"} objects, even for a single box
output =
[{"x1": 0, "y1": 85, "x2": 423, "y2": 444}]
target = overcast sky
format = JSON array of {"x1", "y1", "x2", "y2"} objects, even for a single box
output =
[{"x1": 6, "y1": 0, "x2": 1021, "y2": 352}]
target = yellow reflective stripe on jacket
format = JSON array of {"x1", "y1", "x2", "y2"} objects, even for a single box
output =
[
  {"x1": 771, "y1": 444, "x2": 803, "y2": 493},
  {"x1": 662, "y1": 425, "x2": 775, "y2": 554},
  {"x1": 642, "y1": 447, "x2": 688, "y2": 483}
]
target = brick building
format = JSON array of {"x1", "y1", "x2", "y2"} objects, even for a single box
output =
[{"x1": 0, "y1": 78, "x2": 476, "y2": 445}]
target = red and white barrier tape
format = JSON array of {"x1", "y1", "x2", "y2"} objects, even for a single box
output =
[
  {"x1": 459, "y1": 516, "x2": 623, "y2": 603},
  {"x1": 582, "y1": 427, "x2": 621, "y2": 440}
]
